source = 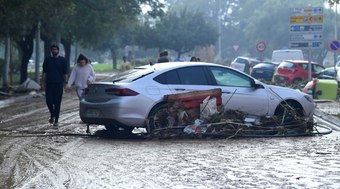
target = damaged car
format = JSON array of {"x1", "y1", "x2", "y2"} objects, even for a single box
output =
[{"x1": 79, "y1": 62, "x2": 315, "y2": 133}]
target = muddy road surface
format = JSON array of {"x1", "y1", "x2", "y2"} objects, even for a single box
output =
[{"x1": 1, "y1": 91, "x2": 340, "y2": 189}]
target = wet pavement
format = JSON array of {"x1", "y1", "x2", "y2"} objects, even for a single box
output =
[{"x1": 0, "y1": 91, "x2": 340, "y2": 188}]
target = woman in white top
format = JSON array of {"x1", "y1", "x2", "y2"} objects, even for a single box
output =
[{"x1": 66, "y1": 54, "x2": 96, "y2": 100}]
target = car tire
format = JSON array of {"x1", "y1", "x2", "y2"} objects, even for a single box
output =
[
  {"x1": 147, "y1": 103, "x2": 171, "y2": 133},
  {"x1": 274, "y1": 101, "x2": 304, "y2": 125}
]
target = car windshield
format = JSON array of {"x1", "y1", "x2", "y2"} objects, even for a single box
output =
[
  {"x1": 235, "y1": 58, "x2": 248, "y2": 64},
  {"x1": 278, "y1": 61, "x2": 295, "y2": 68},
  {"x1": 101, "y1": 67, "x2": 154, "y2": 83}
]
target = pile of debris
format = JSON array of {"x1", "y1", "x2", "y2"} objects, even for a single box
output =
[{"x1": 147, "y1": 88, "x2": 314, "y2": 139}]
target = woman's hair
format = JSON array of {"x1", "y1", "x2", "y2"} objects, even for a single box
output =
[{"x1": 77, "y1": 54, "x2": 89, "y2": 64}]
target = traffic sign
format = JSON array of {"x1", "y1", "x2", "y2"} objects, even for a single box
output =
[
  {"x1": 232, "y1": 45, "x2": 240, "y2": 52},
  {"x1": 290, "y1": 33, "x2": 323, "y2": 41},
  {"x1": 329, "y1": 40, "x2": 340, "y2": 51},
  {"x1": 256, "y1": 42, "x2": 266, "y2": 52},
  {"x1": 290, "y1": 15, "x2": 323, "y2": 23},
  {"x1": 289, "y1": 41, "x2": 323, "y2": 48},
  {"x1": 290, "y1": 7, "x2": 323, "y2": 15},
  {"x1": 289, "y1": 24, "x2": 323, "y2": 33}
]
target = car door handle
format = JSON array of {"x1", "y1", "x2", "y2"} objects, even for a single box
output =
[
  {"x1": 174, "y1": 88, "x2": 186, "y2": 91},
  {"x1": 222, "y1": 91, "x2": 232, "y2": 94}
]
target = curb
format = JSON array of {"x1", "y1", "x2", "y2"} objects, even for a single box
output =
[{"x1": 313, "y1": 109, "x2": 340, "y2": 128}]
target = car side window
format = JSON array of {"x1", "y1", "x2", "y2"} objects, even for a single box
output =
[
  {"x1": 153, "y1": 70, "x2": 180, "y2": 84},
  {"x1": 313, "y1": 65, "x2": 324, "y2": 72},
  {"x1": 177, "y1": 67, "x2": 209, "y2": 85},
  {"x1": 208, "y1": 66, "x2": 252, "y2": 87},
  {"x1": 154, "y1": 67, "x2": 209, "y2": 85},
  {"x1": 300, "y1": 63, "x2": 308, "y2": 70}
]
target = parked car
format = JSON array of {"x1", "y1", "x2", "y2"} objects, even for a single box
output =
[
  {"x1": 314, "y1": 67, "x2": 337, "y2": 79},
  {"x1": 80, "y1": 62, "x2": 315, "y2": 133},
  {"x1": 271, "y1": 49, "x2": 304, "y2": 63},
  {"x1": 230, "y1": 56, "x2": 260, "y2": 74},
  {"x1": 250, "y1": 62, "x2": 278, "y2": 82},
  {"x1": 273, "y1": 60, "x2": 325, "y2": 85}
]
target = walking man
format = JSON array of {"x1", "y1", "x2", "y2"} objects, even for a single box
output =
[{"x1": 41, "y1": 44, "x2": 68, "y2": 126}]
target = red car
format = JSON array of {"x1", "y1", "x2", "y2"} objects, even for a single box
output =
[{"x1": 273, "y1": 60, "x2": 324, "y2": 84}]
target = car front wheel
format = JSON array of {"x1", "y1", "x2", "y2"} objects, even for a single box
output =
[{"x1": 274, "y1": 101, "x2": 304, "y2": 125}]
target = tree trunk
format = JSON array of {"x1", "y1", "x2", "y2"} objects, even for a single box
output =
[
  {"x1": 2, "y1": 35, "x2": 10, "y2": 90},
  {"x1": 111, "y1": 48, "x2": 117, "y2": 70},
  {"x1": 18, "y1": 29, "x2": 35, "y2": 84},
  {"x1": 61, "y1": 38, "x2": 71, "y2": 73}
]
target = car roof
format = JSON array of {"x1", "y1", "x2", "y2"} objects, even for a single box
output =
[
  {"x1": 281, "y1": 60, "x2": 320, "y2": 65},
  {"x1": 138, "y1": 61, "x2": 223, "y2": 70},
  {"x1": 253, "y1": 62, "x2": 277, "y2": 67}
]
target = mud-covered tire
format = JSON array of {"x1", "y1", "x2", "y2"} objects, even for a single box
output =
[
  {"x1": 147, "y1": 103, "x2": 171, "y2": 133},
  {"x1": 274, "y1": 101, "x2": 304, "y2": 125}
]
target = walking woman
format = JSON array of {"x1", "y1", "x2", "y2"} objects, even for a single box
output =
[{"x1": 66, "y1": 54, "x2": 96, "y2": 100}]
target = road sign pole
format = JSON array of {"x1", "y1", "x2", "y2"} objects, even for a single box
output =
[{"x1": 308, "y1": 48, "x2": 312, "y2": 81}]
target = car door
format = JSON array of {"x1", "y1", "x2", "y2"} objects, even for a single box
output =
[
  {"x1": 155, "y1": 65, "x2": 270, "y2": 116},
  {"x1": 206, "y1": 66, "x2": 270, "y2": 116},
  {"x1": 164, "y1": 66, "x2": 215, "y2": 93}
]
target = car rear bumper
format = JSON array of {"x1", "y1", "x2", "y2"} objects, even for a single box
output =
[
  {"x1": 273, "y1": 75, "x2": 290, "y2": 83},
  {"x1": 79, "y1": 98, "x2": 154, "y2": 127}
]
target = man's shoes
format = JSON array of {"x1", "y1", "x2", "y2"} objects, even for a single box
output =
[
  {"x1": 53, "y1": 122, "x2": 58, "y2": 126},
  {"x1": 49, "y1": 117, "x2": 54, "y2": 124}
]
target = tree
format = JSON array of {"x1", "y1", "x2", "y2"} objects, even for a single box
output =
[
  {"x1": 328, "y1": 0, "x2": 340, "y2": 5},
  {"x1": 137, "y1": 8, "x2": 218, "y2": 59},
  {"x1": 235, "y1": 0, "x2": 333, "y2": 62},
  {"x1": 0, "y1": 0, "x2": 165, "y2": 86}
]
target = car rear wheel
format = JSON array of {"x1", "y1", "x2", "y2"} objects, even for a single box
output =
[{"x1": 147, "y1": 103, "x2": 172, "y2": 133}]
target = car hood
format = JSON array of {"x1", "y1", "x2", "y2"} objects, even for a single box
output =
[{"x1": 263, "y1": 84, "x2": 307, "y2": 100}]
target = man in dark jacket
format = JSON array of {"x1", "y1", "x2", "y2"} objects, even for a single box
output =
[{"x1": 41, "y1": 44, "x2": 68, "y2": 126}]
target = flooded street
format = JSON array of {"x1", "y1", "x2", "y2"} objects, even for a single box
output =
[{"x1": 1, "y1": 91, "x2": 340, "y2": 188}]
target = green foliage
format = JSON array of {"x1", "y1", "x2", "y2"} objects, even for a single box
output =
[
  {"x1": 91, "y1": 63, "x2": 115, "y2": 73},
  {"x1": 328, "y1": 0, "x2": 340, "y2": 6},
  {"x1": 137, "y1": 8, "x2": 218, "y2": 58}
]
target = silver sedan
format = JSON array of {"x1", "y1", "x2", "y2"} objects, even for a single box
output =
[{"x1": 80, "y1": 62, "x2": 315, "y2": 133}]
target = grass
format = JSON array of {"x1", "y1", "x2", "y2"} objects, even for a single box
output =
[{"x1": 91, "y1": 63, "x2": 116, "y2": 73}]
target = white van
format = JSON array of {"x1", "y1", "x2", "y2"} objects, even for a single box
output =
[{"x1": 271, "y1": 49, "x2": 304, "y2": 63}]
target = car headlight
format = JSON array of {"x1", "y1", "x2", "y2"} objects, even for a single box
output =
[{"x1": 303, "y1": 94, "x2": 313, "y2": 103}]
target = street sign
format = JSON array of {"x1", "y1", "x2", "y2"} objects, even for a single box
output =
[
  {"x1": 329, "y1": 40, "x2": 340, "y2": 51},
  {"x1": 289, "y1": 24, "x2": 323, "y2": 33},
  {"x1": 232, "y1": 45, "x2": 240, "y2": 52},
  {"x1": 290, "y1": 15, "x2": 323, "y2": 23},
  {"x1": 256, "y1": 42, "x2": 266, "y2": 52},
  {"x1": 289, "y1": 6, "x2": 323, "y2": 51},
  {"x1": 290, "y1": 41, "x2": 323, "y2": 48},
  {"x1": 290, "y1": 33, "x2": 323, "y2": 41},
  {"x1": 290, "y1": 7, "x2": 323, "y2": 15}
]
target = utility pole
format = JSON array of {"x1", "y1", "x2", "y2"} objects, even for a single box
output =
[{"x1": 215, "y1": 0, "x2": 222, "y2": 61}]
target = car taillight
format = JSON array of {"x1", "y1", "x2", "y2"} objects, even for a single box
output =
[{"x1": 105, "y1": 88, "x2": 139, "y2": 96}]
